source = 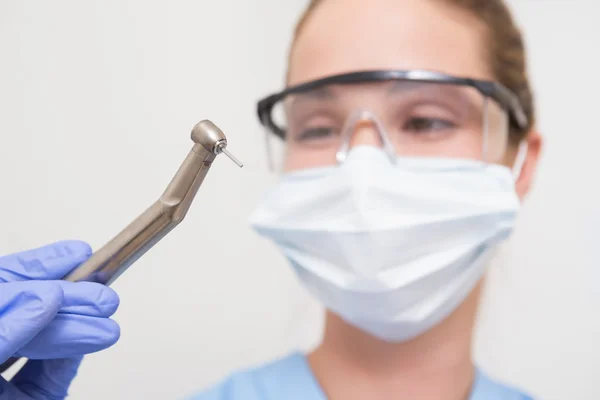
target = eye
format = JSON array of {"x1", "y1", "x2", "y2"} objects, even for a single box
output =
[
  {"x1": 295, "y1": 126, "x2": 337, "y2": 142},
  {"x1": 404, "y1": 117, "x2": 456, "y2": 133}
]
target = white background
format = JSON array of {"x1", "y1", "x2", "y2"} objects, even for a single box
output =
[{"x1": 1, "y1": 1, "x2": 598, "y2": 399}]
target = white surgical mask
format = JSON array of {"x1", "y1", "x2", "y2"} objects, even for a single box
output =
[{"x1": 248, "y1": 146, "x2": 520, "y2": 342}]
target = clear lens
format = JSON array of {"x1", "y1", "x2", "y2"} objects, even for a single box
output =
[{"x1": 265, "y1": 80, "x2": 510, "y2": 171}]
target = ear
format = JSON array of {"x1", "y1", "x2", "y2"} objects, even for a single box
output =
[{"x1": 513, "y1": 130, "x2": 543, "y2": 200}]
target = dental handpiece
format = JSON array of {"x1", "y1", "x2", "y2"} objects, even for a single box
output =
[
  {"x1": 0, "y1": 119, "x2": 242, "y2": 376},
  {"x1": 63, "y1": 119, "x2": 242, "y2": 285}
]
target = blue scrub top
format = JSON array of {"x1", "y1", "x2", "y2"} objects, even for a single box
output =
[{"x1": 186, "y1": 352, "x2": 534, "y2": 400}]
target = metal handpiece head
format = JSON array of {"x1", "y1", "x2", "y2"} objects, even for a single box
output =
[
  {"x1": 192, "y1": 120, "x2": 226, "y2": 151},
  {"x1": 192, "y1": 120, "x2": 243, "y2": 167}
]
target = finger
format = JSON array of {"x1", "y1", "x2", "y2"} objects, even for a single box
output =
[
  {"x1": 0, "y1": 281, "x2": 63, "y2": 363},
  {"x1": 0, "y1": 240, "x2": 92, "y2": 283},
  {"x1": 11, "y1": 356, "x2": 83, "y2": 399},
  {"x1": 58, "y1": 281, "x2": 120, "y2": 318},
  {"x1": 16, "y1": 314, "x2": 120, "y2": 359}
]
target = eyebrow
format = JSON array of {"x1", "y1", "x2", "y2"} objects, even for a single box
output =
[
  {"x1": 387, "y1": 80, "x2": 482, "y2": 110},
  {"x1": 288, "y1": 86, "x2": 337, "y2": 108}
]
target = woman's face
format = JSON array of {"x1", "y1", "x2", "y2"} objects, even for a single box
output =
[{"x1": 283, "y1": 0, "x2": 511, "y2": 172}]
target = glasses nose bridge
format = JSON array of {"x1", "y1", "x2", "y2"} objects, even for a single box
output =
[
  {"x1": 349, "y1": 116, "x2": 382, "y2": 147},
  {"x1": 336, "y1": 109, "x2": 397, "y2": 164}
]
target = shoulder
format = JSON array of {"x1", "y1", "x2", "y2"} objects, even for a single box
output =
[
  {"x1": 184, "y1": 352, "x2": 322, "y2": 400},
  {"x1": 471, "y1": 368, "x2": 537, "y2": 400}
]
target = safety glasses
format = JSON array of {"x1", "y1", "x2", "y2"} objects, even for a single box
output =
[{"x1": 256, "y1": 70, "x2": 527, "y2": 171}]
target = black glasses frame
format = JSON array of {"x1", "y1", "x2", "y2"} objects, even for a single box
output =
[{"x1": 256, "y1": 69, "x2": 528, "y2": 140}]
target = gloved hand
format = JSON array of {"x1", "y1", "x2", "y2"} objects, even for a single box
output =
[{"x1": 0, "y1": 240, "x2": 121, "y2": 399}]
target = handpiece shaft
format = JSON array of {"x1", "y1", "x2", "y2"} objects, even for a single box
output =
[
  {"x1": 62, "y1": 147, "x2": 215, "y2": 284},
  {"x1": 62, "y1": 119, "x2": 231, "y2": 285}
]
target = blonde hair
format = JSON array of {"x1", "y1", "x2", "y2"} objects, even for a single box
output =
[{"x1": 288, "y1": 0, "x2": 535, "y2": 142}]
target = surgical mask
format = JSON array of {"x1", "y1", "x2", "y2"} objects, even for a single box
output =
[{"x1": 248, "y1": 145, "x2": 520, "y2": 342}]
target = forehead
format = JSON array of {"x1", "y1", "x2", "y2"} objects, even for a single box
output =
[{"x1": 288, "y1": 0, "x2": 492, "y2": 86}]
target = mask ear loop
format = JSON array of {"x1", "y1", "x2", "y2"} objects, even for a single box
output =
[
  {"x1": 511, "y1": 140, "x2": 528, "y2": 182},
  {"x1": 335, "y1": 109, "x2": 397, "y2": 164},
  {"x1": 482, "y1": 97, "x2": 490, "y2": 164}
]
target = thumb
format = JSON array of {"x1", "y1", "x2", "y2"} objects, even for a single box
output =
[
  {"x1": 0, "y1": 281, "x2": 64, "y2": 363},
  {"x1": 11, "y1": 357, "x2": 83, "y2": 399}
]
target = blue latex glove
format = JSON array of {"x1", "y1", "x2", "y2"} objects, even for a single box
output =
[{"x1": 0, "y1": 240, "x2": 121, "y2": 399}]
